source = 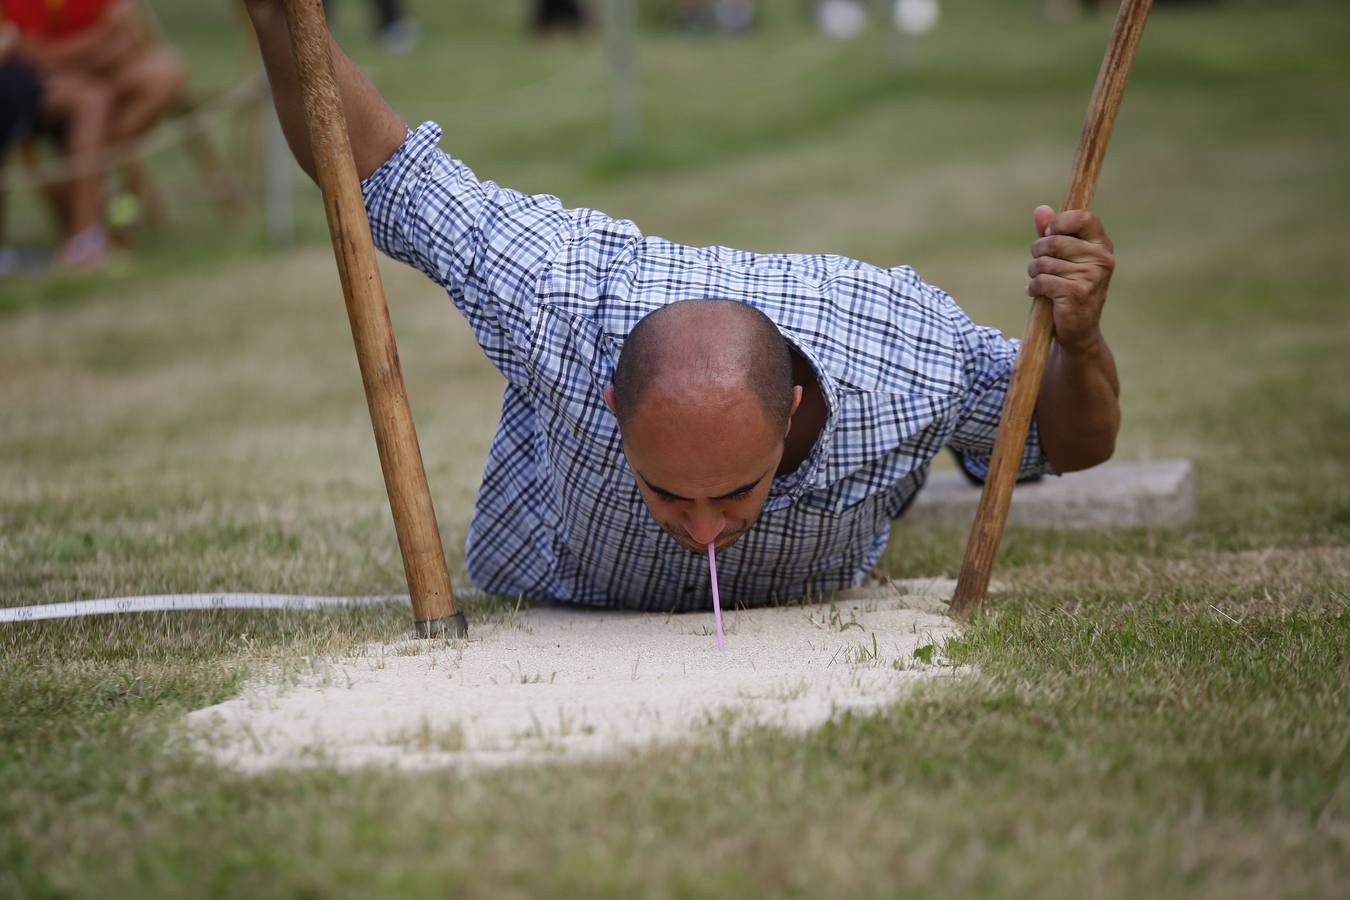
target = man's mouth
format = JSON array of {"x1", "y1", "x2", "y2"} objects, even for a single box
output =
[{"x1": 663, "y1": 525, "x2": 746, "y2": 553}]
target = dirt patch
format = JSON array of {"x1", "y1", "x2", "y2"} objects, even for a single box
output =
[{"x1": 189, "y1": 578, "x2": 961, "y2": 772}]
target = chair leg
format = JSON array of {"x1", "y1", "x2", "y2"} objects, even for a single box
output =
[
  {"x1": 19, "y1": 140, "x2": 70, "y2": 234},
  {"x1": 174, "y1": 97, "x2": 246, "y2": 220}
]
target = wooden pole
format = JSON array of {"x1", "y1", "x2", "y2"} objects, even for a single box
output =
[
  {"x1": 281, "y1": 0, "x2": 466, "y2": 638},
  {"x1": 949, "y1": 0, "x2": 1152, "y2": 618}
]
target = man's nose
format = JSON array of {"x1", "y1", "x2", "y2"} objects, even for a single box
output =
[{"x1": 683, "y1": 508, "x2": 725, "y2": 545}]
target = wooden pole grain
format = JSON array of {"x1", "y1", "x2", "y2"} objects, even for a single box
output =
[
  {"x1": 949, "y1": 0, "x2": 1152, "y2": 618},
  {"x1": 281, "y1": 0, "x2": 466, "y2": 637}
]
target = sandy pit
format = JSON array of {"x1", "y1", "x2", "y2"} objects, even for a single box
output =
[{"x1": 188, "y1": 578, "x2": 963, "y2": 772}]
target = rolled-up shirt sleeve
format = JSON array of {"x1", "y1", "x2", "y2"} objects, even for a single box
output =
[
  {"x1": 936, "y1": 286, "x2": 1054, "y2": 482},
  {"x1": 361, "y1": 121, "x2": 575, "y2": 386}
]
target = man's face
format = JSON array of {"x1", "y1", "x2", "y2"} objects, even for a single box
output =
[{"x1": 605, "y1": 385, "x2": 792, "y2": 554}]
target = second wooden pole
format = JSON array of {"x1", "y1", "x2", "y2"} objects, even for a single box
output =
[{"x1": 949, "y1": 0, "x2": 1152, "y2": 617}]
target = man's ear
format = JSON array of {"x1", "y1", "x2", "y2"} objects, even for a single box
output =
[
  {"x1": 786, "y1": 385, "x2": 804, "y2": 437},
  {"x1": 604, "y1": 384, "x2": 618, "y2": 415}
]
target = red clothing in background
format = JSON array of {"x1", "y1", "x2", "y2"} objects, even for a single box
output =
[{"x1": 1, "y1": 0, "x2": 113, "y2": 39}]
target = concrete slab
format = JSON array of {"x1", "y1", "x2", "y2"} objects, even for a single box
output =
[{"x1": 900, "y1": 459, "x2": 1196, "y2": 531}]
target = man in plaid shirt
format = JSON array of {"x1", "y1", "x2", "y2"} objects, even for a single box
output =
[{"x1": 248, "y1": 4, "x2": 1121, "y2": 611}]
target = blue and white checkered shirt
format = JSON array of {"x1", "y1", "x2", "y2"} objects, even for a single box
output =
[{"x1": 362, "y1": 123, "x2": 1049, "y2": 611}]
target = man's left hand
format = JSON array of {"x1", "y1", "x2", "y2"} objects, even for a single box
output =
[{"x1": 1027, "y1": 204, "x2": 1114, "y2": 354}]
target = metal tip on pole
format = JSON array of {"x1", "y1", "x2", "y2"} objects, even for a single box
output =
[{"x1": 414, "y1": 612, "x2": 469, "y2": 639}]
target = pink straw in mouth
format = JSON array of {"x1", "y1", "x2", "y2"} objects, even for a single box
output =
[{"x1": 707, "y1": 542, "x2": 726, "y2": 652}]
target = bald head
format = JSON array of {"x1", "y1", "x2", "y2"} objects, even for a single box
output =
[{"x1": 611, "y1": 300, "x2": 794, "y2": 432}]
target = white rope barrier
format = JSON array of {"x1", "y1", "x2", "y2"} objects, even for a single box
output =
[{"x1": 0, "y1": 592, "x2": 407, "y2": 623}]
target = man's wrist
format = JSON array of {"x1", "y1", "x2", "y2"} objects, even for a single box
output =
[{"x1": 1053, "y1": 330, "x2": 1105, "y2": 360}]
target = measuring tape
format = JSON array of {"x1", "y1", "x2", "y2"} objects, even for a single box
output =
[{"x1": 0, "y1": 593, "x2": 408, "y2": 623}]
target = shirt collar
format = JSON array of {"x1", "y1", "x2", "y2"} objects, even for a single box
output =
[{"x1": 763, "y1": 334, "x2": 837, "y2": 510}]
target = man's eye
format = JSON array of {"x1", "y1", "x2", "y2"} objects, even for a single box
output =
[{"x1": 728, "y1": 489, "x2": 752, "y2": 500}]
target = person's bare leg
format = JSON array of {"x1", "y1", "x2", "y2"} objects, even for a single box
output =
[
  {"x1": 97, "y1": 51, "x2": 184, "y2": 237},
  {"x1": 40, "y1": 74, "x2": 113, "y2": 266},
  {"x1": 106, "y1": 49, "x2": 186, "y2": 143}
]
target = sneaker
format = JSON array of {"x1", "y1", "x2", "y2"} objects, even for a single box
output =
[{"x1": 56, "y1": 224, "x2": 108, "y2": 270}]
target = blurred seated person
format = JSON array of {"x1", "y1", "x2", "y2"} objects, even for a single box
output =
[
  {"x1": 4, "y1": 0, "x2": 185, "y2": 145},
  {"x1": 1, "y1": 13, "x2": 114, "y2": 267},
  {"x1": 322, "y1": 0, "x2": 419, "y2": 54},
  {"x1": 3, "y1": 0, "x2": 186, "y2": 266}
]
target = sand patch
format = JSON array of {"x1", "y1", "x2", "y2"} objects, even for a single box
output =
[{"x1": 188, "y1": 578, "x2": 963, "y2": 772}]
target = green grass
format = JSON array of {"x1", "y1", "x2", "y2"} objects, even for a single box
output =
[{"x1": 2, "y1": 0, "x2": 1349, "y2": 896}]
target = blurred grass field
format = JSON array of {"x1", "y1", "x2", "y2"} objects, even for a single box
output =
[{"x1": 2, "y1": 0, "x2": 1348, "y2": 897}]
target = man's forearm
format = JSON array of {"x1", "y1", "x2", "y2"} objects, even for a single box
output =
[
  {"x1": 245, "y1": 1, "x2": 407, "y2": 182},
  {"x1": 1034, "y1": 336, "x2": 1120, "y2": 472}
]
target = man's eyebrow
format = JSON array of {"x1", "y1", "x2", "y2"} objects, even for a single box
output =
[{"x1": 637, "y1": 471, "x2": 769, "y2": 502}]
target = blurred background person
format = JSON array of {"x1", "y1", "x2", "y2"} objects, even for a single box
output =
[
  {"x1": 323, "y1": 0, "x2": 419, "y2": 53},
  {"x1": 815, "y1": 0, "x2": 866, "y2": 39},
  {"x1": 2, "y1": 0, "x2": 186, "y2": 267},
  {"x1": 0, "y1": 19, "x2": 44, "y2": 271},
  {"x1": 675, "y1": 0, "x2": 756, "y2": 33},
  {"x1": 532, "y1": 0, "x2": 589, "y2": 37},
  {"x1": 4, "y1": 0, "x2": 185, "y2": 151},
  {"x1": 1, "y1": 5, "x2": 115, "y2": 268}
]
